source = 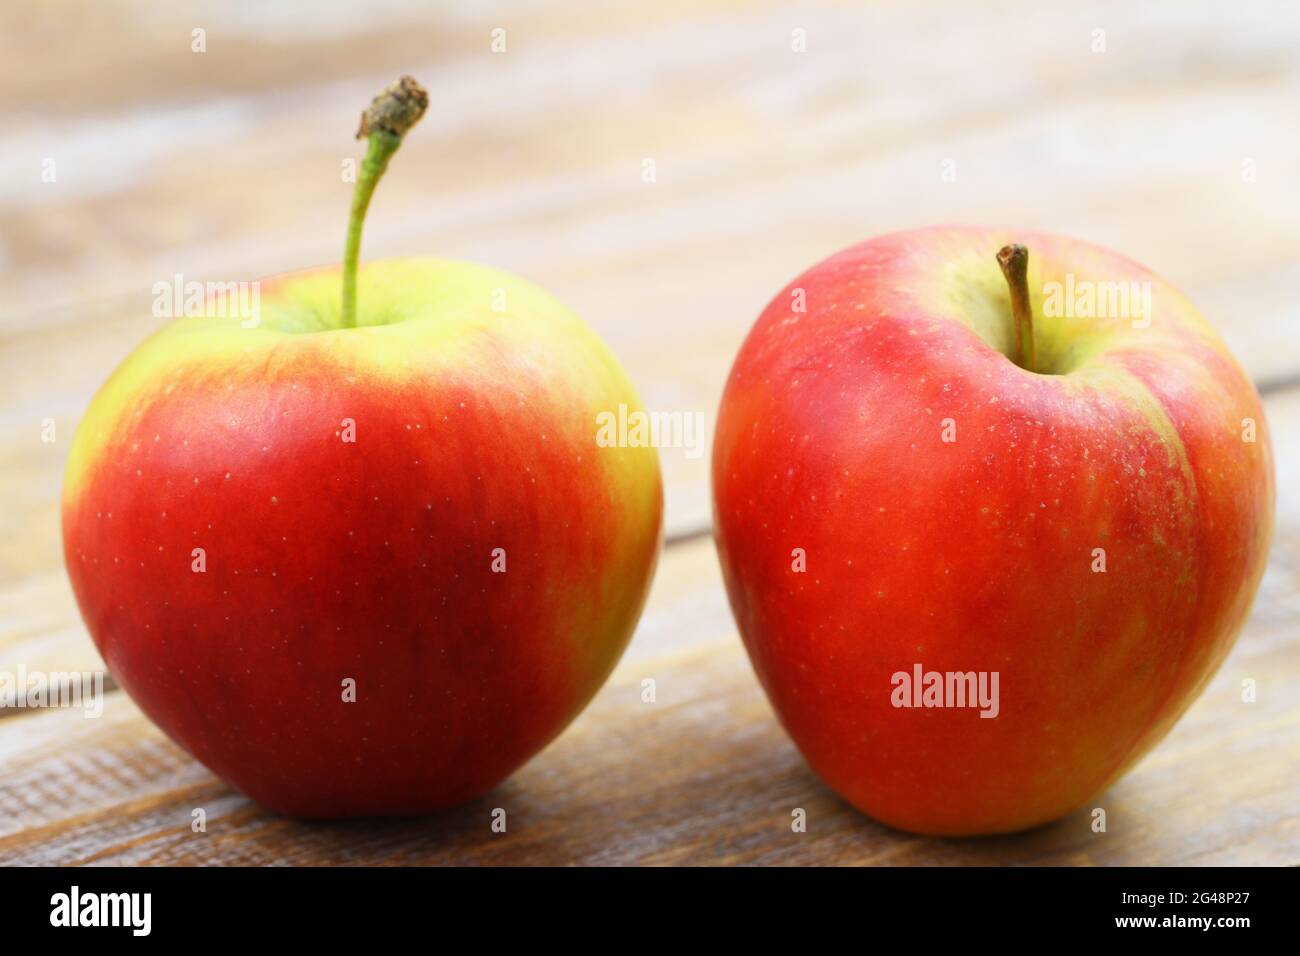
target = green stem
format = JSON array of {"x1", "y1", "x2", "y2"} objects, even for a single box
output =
[
  {"x1": 340, "y1": 76, "x2": 429, "y2": 329},
  {"x1": 341, "y1": 132, "x2": 400, "y2": 328},
  {"x1": 996, "y1": 243, "x2": 1035, "y2": 373}
]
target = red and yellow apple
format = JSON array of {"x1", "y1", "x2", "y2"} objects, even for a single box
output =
[
  {"x1": 712, "y1": 226, "x2": 1274, "y2": 835},
  {"x1": 62, "y1": 79, "x2": 661, "y2": 817}
]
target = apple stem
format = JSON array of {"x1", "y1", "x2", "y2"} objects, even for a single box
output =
[
  {"x1": 996, "y1": 244, "x2": 1036, "y2": 373},
  {"x1": 340, "y1": 76, "x2": 429, "y2": 329}
]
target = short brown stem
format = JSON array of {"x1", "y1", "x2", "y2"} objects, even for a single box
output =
[{"x1": 996, "y1": 243, "x2": 1035, "y2": 372}]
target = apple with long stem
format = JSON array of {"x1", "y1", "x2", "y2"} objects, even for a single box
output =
[
  {"x1": 712, "y1": 227, "x2": 1274, "y2": 835},
  {"x1": 63, "y1": 77, "x2": 662, "y2": 818}
]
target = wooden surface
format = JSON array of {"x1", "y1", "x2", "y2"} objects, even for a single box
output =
[{"x1": 2, "y1": 0, "x2": 1300, "y2": 865}]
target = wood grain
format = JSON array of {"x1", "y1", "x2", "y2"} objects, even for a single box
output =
[{"x1": 2, "y1": 0, "x2": 1299, "y2": 864}]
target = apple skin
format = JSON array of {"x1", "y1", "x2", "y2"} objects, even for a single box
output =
[
  {"x1": 63, "y1": 259, "x2": 662, "y2": 818},
  {"x1": 712, "y1": 227, "x2": 1274, "y2": 836}
]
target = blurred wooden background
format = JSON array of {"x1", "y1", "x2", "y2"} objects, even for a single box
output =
[{"x1": 1, "y1": 0, "x2": 1298, "y2": 864}]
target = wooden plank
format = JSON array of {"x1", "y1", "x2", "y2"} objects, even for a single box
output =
[
  {"x1": 0, "y1": 571, "x2": 103, "y2": 688},
  {"x1": 3, "y1": 0, "x2": 1300, "y2": 865},
  {"x1": 6, "y1": 1, "x2": 1300, "y2": 338}
]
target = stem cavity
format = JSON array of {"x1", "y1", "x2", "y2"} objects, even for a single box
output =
[
  {"x1": 996, "y1": 243, "x2": 1035, "y2": 373},
  {"x1": 341, "y1": 76, "x2": 429, "y2": 329}
]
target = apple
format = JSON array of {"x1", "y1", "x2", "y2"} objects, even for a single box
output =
[
  {"x1": 62, "y1": 78, "x2": 662, "y2": 817},
  {"x1": 712, "y1": 226, "x2": 1274, "y2": 836}
]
